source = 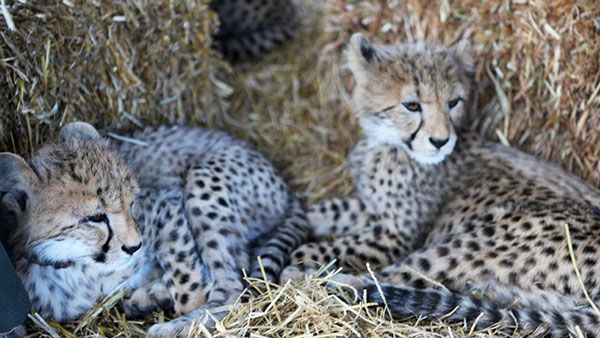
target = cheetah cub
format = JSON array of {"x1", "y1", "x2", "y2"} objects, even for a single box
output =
[
  {"x1": 283, "y1": 33, "x2": 600, "y2": 337},
  {"x1": 0, "y1": 123, "x2": 307, "y2": 337}
]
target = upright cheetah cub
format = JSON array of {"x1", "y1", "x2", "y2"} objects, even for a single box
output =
[
  {"x1": 0, "y1": 123, "x2": 307, "y2": 337},
  {"x1": 283, "y1": 33, "x2": 600, "y2": 336}
]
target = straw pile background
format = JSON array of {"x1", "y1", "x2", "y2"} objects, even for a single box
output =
[
  {"x1": 0, "y1": 0, "x2": 229, "y2": 157},
  {"x1": 1, "y1": 0, "x2": 599, "y2": 337}
]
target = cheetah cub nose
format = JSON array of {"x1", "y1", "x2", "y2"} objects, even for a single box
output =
[
  {"x1": 429, "y1": 137, "x2": 449, "y2": 149},
  {"x1": 122, "y1": 242, "x2": 142, "y2": 255}
]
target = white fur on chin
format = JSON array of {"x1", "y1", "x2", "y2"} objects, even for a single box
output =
[
  {"x1": 360, "y1": 117, "x2": 457, "y2": 165},
  {"x1": 360, "y1": 117, "x2": 405, "y2": 148},
  {"x1": 22, "y1": 239, "x2": 143, "y2": 321},
  {"x1": 33, "y1": 237, "x2": 91, "y2": 264},
  {"x1": 401, "y1": 132, "x2": 457, "y2": 165}
]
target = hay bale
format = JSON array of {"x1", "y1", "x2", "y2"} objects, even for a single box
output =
[
  {"x1": 0, "y1": 0, "x2": 230, "y2": 156},
  {"x1": 319, "y1": 0, "x2": 600, "y2": 187}
]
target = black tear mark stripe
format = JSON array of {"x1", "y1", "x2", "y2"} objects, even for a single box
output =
[
  {"x1": 94, "y1": 221, "x2": 113, "y2": 263},
  {"x1": 410, "y1": 119, "x2": 422, "y2": 142},
  {"x1": 102, "y1": 223, "x2": 113, "y2": 253},
  {"x1": 405, "y1": 118, "x2": 423, "y2": 151}
]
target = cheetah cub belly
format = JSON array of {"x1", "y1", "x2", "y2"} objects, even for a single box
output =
[
  {"x1": 283, "y1": 33, "x2": 600, "y2": 337},
  {"x1": 0, "y1": 123, "x2": 308, "y2": 337}
]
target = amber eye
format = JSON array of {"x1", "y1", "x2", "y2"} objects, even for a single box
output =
[
  {"x1": 402, "y1": 102, "x2": 422, "y2": 112},
  {"x1": 448, "y1": 98, "x2": 462, "y2": 109}
]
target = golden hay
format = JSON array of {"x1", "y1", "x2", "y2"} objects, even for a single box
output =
[
  {"x1": 32, "y1": 267, "x2": 527, "y2": 338},
  {"x1": 0, "y1": 0, "x2": 229, "y2": 157},
  {"x1": 1, "y1": 0, "x2": 599, "y2": 337}
]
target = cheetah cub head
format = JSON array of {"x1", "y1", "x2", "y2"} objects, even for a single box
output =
[
  {"x1": 346, "y1": 33, "x2": 474, "y2": 164},
  {"x1": 0, "y1": 122, "x2": 142, "y2": 319}
]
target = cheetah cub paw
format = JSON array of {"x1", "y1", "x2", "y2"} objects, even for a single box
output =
[{"x1": 122, "y1": 280, "x2": 172, "y2": 318}]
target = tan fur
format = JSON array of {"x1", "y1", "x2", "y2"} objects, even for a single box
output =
[
  {"x1": 9, "y1": 138, "x2": 140, "y2": 267},
  {"x1": 0, "y1": 125, "x2": 142, "y2": 321},
  {"x1": 345, "y1": 33, "x2": 471, "y2": 164}
]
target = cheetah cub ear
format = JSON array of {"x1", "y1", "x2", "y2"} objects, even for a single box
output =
[
  {"x1": 59, "y1": 121, "x2": 102, "y2": 143},
  {"x1": 0, "y1": 153, "x2": 40, "y2": 216},
  {"x1": 346, "y1": 33, "x2": 380, "y2": 86},
  {"x1": 449, "y1": 39, "x2": 475, "y2": 76}
]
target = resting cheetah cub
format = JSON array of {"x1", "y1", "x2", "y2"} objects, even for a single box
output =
[
  {"x1": 283, "y1": 34, "x2": 600, "y2": 336},
  {"x1": 0, "y1": 123, "x2": 307, "y2": 337}
]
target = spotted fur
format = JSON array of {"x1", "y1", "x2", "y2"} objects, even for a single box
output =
[
  {"x1": 0, "y1": 123, "x2": 308, "y2": 337},
  {"x1": 210, "y1": 0, "x2": 299, "y2": 61},
  {"x1": 282, "y1": 33, "x2": 600, "y2": 337}
]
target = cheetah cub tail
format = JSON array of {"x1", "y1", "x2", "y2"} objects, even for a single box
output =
[
  {"x1": 366, "y1": 283, "x2": 599, "y2": 337},
  {"x1": 249, "y1": 196, "x2": 309, "y2": 283}
]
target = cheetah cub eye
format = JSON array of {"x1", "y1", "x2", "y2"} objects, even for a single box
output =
[
  {"x1": 403, "y1": 102, "x2": 422, "y2": 112},
  {"x1": 84, "y1": 213, "x2": 109, "y2": 225},
  {"x1": 448, "y1": 97, "x2": 462, "y2": 109}
]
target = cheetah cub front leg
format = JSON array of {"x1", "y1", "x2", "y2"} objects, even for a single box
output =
[
  {"x1": 122, "y1": 187, "x2": 208, "y2": 317},
  {"x1": 306, "y1": 197, "x2": 370, "y2": 238},
  {"x1": 284, "y1": 143, "x2": 446, "y2": 279},
  {"x1": 122, "y1": 279, "x2": 172, "y2": 318}
]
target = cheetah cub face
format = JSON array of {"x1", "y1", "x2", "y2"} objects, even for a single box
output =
[
  {"x1": 347, "y1": 33, "x2": 474, "y2": 164},
  {"x1": 0, "y1": 123, "x2": 142, "y2": 272}
]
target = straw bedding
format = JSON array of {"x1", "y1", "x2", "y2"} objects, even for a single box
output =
[{"x1": 0, "y1": 0, "x2": 598, "y2": 337}]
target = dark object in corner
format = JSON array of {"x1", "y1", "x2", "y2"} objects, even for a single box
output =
[
  {"x1": 210, "y1": 0, "x2": 299, "y2": 61},
  {"x1": 0, "y1": 202, "x2": 30, "y2": 337}
]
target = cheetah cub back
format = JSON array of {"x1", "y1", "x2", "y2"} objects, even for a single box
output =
[
  {"x1": 283, "y1": 33, "x2": 600, "y2": 337},
  {"x1": 0, "y1": 123, "x2": 309, "y2": 337}
]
